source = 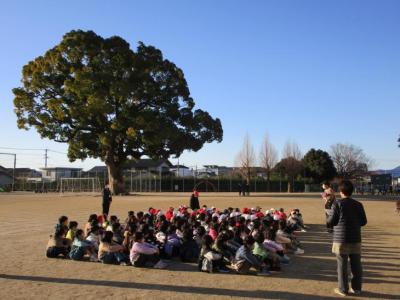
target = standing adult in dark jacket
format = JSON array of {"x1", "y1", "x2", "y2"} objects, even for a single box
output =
[
  {"x1": 190, "y1": 189, "x2": 200, "y2": 210},
  {"x1": 102, "y1": 184, "x2": 112, "y2": 217},
  {"x1": 327, "y1": 180, "x2": 367, "y2": 297},
  {"x1": 237, "y1": 183, "x2": 242, "y2": 197}
]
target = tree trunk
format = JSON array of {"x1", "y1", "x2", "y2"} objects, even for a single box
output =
[
  {"x1": 246, "y1": 171, "x2": 251, "y2": 196},
  {"x1": 266, "y1": 170, "x2": 270, "y2": 192},
  {"x1": 287, "y1": 179, "x2": 292, "y2": 193},
  {"x1": 106, "y1": 162, "x2": 125, "y2": 195}
]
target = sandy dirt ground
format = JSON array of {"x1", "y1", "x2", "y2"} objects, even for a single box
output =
[{"x1": 0, "y1": 192, "x2": 399, "y2": 300}]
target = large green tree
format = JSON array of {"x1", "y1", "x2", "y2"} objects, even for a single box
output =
[
  {"x1": 302, "y1": 148, "x2": 337, "y2": 183},
  {"x1": 13, "y1": 30, "x2": 223, "y2": 194}
]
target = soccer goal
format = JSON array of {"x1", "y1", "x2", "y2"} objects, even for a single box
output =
[{"x1": 59, "y1": 177, "x2": 101, "y2": 194}]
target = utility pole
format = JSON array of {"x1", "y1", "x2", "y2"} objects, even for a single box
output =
[
  {"x1": 13, "y1": 154, "x2": 16, "y2": 192},
  {"x1": 44, "y1": 149, "x2": 48, "y2": 168}
]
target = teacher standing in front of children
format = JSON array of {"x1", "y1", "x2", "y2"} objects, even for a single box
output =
[
  {"x1": 327, "y1": 180, "x2": 367, "y2": 297},
  {"x1": 102, "y1": 183, "x2": 112, "y2": 217}
]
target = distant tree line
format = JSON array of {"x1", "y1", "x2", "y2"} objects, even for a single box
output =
[{"x1": 235, "y1": 134, "x2": 372, "y2": 193}]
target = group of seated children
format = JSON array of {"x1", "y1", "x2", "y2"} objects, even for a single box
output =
[{"x1": 46, "y1": 205, "x2": 306, "y2": 275}]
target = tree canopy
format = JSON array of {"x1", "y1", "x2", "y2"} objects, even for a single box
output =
[
  {"x1": 302, "y1": 148, "x2": 337, "y2": 183},
  {"x1": 13, "y1": 30, "x2": 223, "y2": 193},
  {"x1": 275, "y1": 141, "x2": 303, "y2": 192},
  {"x1": 330, "y1": 143, "x2": 370, "y2": 179}
]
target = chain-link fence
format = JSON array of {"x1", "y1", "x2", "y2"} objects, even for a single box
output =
[
  {"x1": 13, "y1": 168, "x2": 398, "y2": 194},
  {"x1": 10, "y1": 171, "x2": 323, "y2": 193}
]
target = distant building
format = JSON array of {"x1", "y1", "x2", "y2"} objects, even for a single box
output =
[
  {"x1": 85, "y1": 159, "x2": 172, "y2": 177},
  {"x1": 198, "y1": 165, "x2": 234, "y2": 177},
  {"x1": 85, "y1": 166, "x2": 108, "y2": 176},
  {"x1": 253, "y1": 167, "x2": 268, "y2": 178},
  {"x1": 41, "y1": 167, "x2": 83, "y2": 181},
  {"x1": 170, "y1": 165, "x2": 193, "y2": 177},
  {"x1": 125, "y1": 159, "x2": 172, "y2": 174},
  {"x1": 370, "y1": 174, "x2": 392, "y2": 186},
  {"x1": 7, "y1": 168, "x2": 42, "y2": 180},
  {"x1": 0, "y1": 166, "x2": 13, "y2": 188}
]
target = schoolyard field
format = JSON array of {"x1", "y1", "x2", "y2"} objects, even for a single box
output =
[{"x1": 0, "y1": 192, "x2": 399, "y2": 300}]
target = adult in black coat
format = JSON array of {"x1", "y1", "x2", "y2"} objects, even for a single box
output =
[
  {"x1": 327, "y1": 180, "x2": 367, "y2": 296},
  {"x1": 102, "y1": 184, "x2": 112, "y2": 217},
  {"x1": 190, "y1": 189, "x2": 200, "y2": 210}
]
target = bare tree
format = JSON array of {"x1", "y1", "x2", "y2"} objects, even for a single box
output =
[
  {"x1": 259, "y1": 133, "x2": 278, "y2": 192},
  {"x1": 235, "y1": 133, "x2": 256, "y2": 195},
  {"x1": 283, "y1": 140, "x2": 303, "y2": 160},
  {"x1": 330, "y1": 143, "x2": 372, "y2": 179},
  {"x1": 276, "y1": 140, "x2": 303, "y2": 192}
]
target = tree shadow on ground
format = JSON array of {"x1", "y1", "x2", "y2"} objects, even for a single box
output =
[
  {"x1": 0, "y1": 274, "x2": 319, "y2": 299},
  {"x1": 1, "y1": 273, "x2": 399, "y2": 300},
  {"x1": 291, "y1": 224, "x2": 400, "y2": 286}
]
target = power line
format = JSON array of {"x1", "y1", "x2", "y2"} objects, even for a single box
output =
[
  {"x1": 0, "y1": 147, "x2": 44, "y2": 151},
  {"x1": 0, "y1": 147, "x2": 68, "y2": 168},
  {"x1": 47, "y1": 149, "x2": 67, "y2": 155},
  {"x1": 0, "y1": 147, "x2": 67, "y2": 155}
]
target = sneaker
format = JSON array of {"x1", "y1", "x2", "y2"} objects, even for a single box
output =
[
  {"x1": 119, "y1": 261, "x2": 128, "y2": 266},
  {"x1": 154, "y1": 260, "x2": 168, "y2": 269},
  {"x1": 300, "y1": 229, "x2": 307, "y2": 232},
  {"x1": 334, "y1": 288, "x2": 347, "y2": 297},
  {"x1": 218, "y1": 267, "x2": 230, "y2": 273},
  {"x1": 294, "y1": 248, "x2": 304, "y2": 255},
  {"x1": 349, "y1": 288, "x2": 361, "y2": 295}
]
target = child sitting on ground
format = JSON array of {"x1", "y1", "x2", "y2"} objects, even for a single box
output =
[
  {"x1": 198, "y1": 235, "x2": 228, "y2": 273},
  {"x1": 130, "y1": 232, "x2": 168, "y2": 269},
  {"x1": 84, "y1": 214, "x2": 98, "y2": 237},
  {"x1": 252, "y1": 232, "x2": 281, "y2": 272},
  {"x1": 232, "y1": 235, "x2": 269, "y2": 276},
  {"x1": 179, "y1": 226, "x2": 200, "y2": 262},
  {"x1": 123, "y1": 223, "x2": 137, "y2": 252},
  {"x1": 111, "y1": 222, "x2": 124, "y2": 244},
  {"x1": 66, "y1": 221, "x2": 78, "y2": 241},
  {"x1": 86, "y1": 225, "x2": 101, "y2": 252},
  {"x1": 212, "y1": 232, "x2": 235, "y2": 264},
  {"x1": 55, "y1": 215, "x2": 69, "y2": 233},
  {"x1": 277, "y1": 219, "x2": 304, "y2": 255},
  {"x1": 98, "y1": 231, "x2": 129, "y2": 265},
  {"x1": 46, "y1": 227, "x2": 70, "y2": 258},
  {"x1": 263, "y1": 229, "x2": 290, "y2": 264},
  {"x1": 69, "y1": 229, "x2": 98, "y2": 262}
]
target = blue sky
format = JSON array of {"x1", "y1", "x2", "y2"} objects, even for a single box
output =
[{"x1": 0, "y1": 0, "x2": 399, "y2": 170}]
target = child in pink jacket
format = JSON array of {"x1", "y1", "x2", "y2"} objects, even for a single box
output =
[{"x1": 130, "y1": 231, "x2": 168, "y2": 269}]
